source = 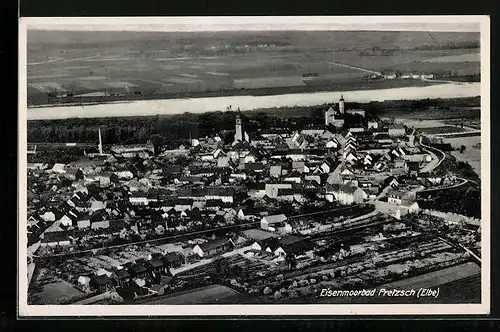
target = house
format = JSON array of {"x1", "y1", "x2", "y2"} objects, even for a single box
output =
[
  {"x1": 51, "y1": 163, "x2": 66, "y2": 174},
  {"x1": 375, "y1": 199, "x2": 420, "y2": 220},
  {"x1": 127, "y1": 179, "x2": 150, "y2": 192},
  {"x1": 276, "y1": 188, "x2": 295, "y2": 202},
  {"x1": 260, "y1": 214, "x2": 287, "y2": 231},
  {"x1": 204, "y1": 187, "x2": 235, "y2": 203},
  {"x1": 129, "y1": 192, "x2": 149, "y2": 206},
  {"x1": 368, "y1": 120, "x2": 379, "y2": 129},
  {"x1": 91, "y1": 274, "x2": 114, "y2": 292},
  {"x1": 388, "y1": 124, "x2": 406, "y2": 137},
  {"x1": 254, "y1": 235, "x2": 314, "y2": 258},
  {"x1": 192, "y1": 238, "x2": 233, "y2": 258},
  {"x1": 114, "y1": 170, "x2": 134, "y2": 180},
  {"x1": 113, "y1": 268, "x2": 131, "y2": 288},
  {"x1": 245, "y1": 162, "x2": 265, "y2": 173},
  {"x1": 407, "y1": 161, "x2": 420, "y2": 177},
  {"x1": 383, "y1": 176, "x2": 400, "y2": 189},
  {"x1": 319, "y1": 157, "x2": 337, "y2": 174},
  {"x1": 269, "y1": 165, "x2": 283, "y2": 178},
  {"x1": 64, "y1": 168, "x2": 84, "y2": 181},
  {"x1": 90, "y1": 209, "x2": 109, "y2": 229},
  {"x1": 265, "y1": 183, "x2": 293, "y2": 198},
  {"x1": 349, "y1": 127, "x2": 365, "y2": 133},
  {"x1": 148, "y1": 259, "x2": 164, "y2": 278},
  {"x1": 128, "y1": 263, "x2": 149, "y2": 279},
  {"x1": 90, "y1": 200, "x2": 107, "y2": 211},
  {"x1": 40, "y1": 231, "x2": 70, "y2": 247},
  {"x1": 162, "y1": 252, "x2": 185, "y2": 269},
  {"x1": 78, "y1": 275, "x2": 91, "y2": 288},
  {"x1": 325, "y1": 184, "x2": 367, "y2": 205},
  {"x1": 40, "y1": 211, "x2": 56, "y2": 222}
]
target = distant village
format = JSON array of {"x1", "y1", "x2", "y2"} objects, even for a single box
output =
[{"x1": 26, "y1": 96, "x2": 481, "y2": 304}]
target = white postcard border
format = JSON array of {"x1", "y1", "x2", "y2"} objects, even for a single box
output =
[{"x1": 18, "y1": 15, "x2": 491, "y2": 316}]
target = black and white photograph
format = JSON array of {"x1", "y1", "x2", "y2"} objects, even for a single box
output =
[{"x1": 18, "y1": 16, "x2": 490, "y2": 316}]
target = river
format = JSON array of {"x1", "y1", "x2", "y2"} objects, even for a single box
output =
[{"x1": 27, "y1": 82, "x2": 480, "y2": 120}]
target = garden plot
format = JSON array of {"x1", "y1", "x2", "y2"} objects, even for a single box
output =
[
  {"x1": 417, "y1": 126, "x2": 467, "y2": 135},
  {"x1": 31, "y1": 280, "x2": 85, "y2": 305},
  {"x1": 382, "y1": 261, "x2": 480, "y2": 289}
]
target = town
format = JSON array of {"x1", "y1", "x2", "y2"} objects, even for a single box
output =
[{"x1": 26, "y1": 96, "x2": 481, "y2": 305}]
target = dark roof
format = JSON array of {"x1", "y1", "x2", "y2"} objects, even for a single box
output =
[
  {"x1": 326, "y1": 183, "x2": 359, "y2": 194},
  {"x1": 130, "y1": 264, "x2": 148, "y2": 275},
  {"x1": 407, "y1": 161, "x2": 420, "y2": 171},
  {"x1": 90, "y1": 209, "x2": 108, "y2": 223},
  {"x1": 92, "y1": 274, "x2": 113, "y2": 286},
  {"x1": 199, "y1": 238, "x2": 231, "y2": 251},
  {"x1": 41, "y1": 231, "x2": 69, "y2": 243},
  {"x1": 245, "y1": 162, "x2": 265, "y2": 171},
  {"x1": 163, "y1": 252, "x2": 183, "y2": 263},
  {"x1": 282, "y1": 239, "x2": 314, "y2": 255},
  {"x1": 149, "y1": 259, "x2": 163, "y2": 268},
  {"x1": 115, "y1": 269, "x2": 130, "y2": 279},
  {"x1": 277, "y1": 188, "x2": 294, "y2": 196},
  {"x1": 205, "y1": 199, "x2": 225, "y2": 207}
]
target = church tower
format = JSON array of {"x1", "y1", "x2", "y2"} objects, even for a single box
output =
[
  {"x1": 235, "y1": 108, "x2": 243, "y2": 142},
  {"x1": 339, "y1": 95, "x2": 345, "y2": 114}
]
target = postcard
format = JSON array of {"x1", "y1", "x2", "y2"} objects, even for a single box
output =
[{"x1": 18, "y1": 15, "x2": 490, "y2": 316}]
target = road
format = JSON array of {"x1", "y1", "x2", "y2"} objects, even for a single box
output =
[
  {"x1": 417, "y1": 178, "x2": 468, "y2": 194},
  {"x1": 418, "y1": 135, "x2": 446, "y2": 173}
]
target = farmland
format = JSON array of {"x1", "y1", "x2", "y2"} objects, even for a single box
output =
[{"x1": 27, "y1": 30, "x2": 480, "y2": 107}]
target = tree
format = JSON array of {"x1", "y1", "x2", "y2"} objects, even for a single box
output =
[
  {"x1": 150, "y1": 134, "x2": 165, "y2": 155},
  {"x1": 285, "y1": 254, "x2": 297, "y2": 271}
]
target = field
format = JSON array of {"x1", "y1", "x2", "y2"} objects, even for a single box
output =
[
  {"x1": 444, "y1": 136, "x2": 482, "y2": 175},
  {"x1": 27, "y1": 30, "x2": 480, "y2": 107},
  {"x1": 141, "y1": 284, "x2": 249, "y2": 304}
]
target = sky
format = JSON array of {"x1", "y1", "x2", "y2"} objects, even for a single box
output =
[{"x1": 21, "y1": 16, "x2": 483, "y2": 32}]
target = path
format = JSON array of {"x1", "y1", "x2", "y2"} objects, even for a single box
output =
[
  {"x1": 438, "y1": 236, "x2": 481, "y2": 264},
  {"x1": 326, "y1": 61, "x2": 382, "y2": 76}
]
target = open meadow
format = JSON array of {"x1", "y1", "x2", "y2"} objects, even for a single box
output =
[{"x1": 27, "y1": 30, "x2": 480, "y2": 107}]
